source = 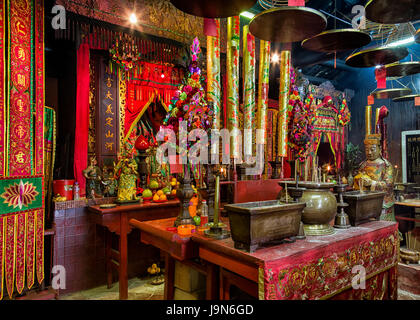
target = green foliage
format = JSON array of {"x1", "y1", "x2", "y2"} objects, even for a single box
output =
[{"x1": 345, "y1": 142, "x2": 362, "y2": 175}]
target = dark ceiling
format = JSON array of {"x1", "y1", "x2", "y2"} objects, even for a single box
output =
[{"x1": 241, "y1": 0, "x2": 420, "y2": 96}]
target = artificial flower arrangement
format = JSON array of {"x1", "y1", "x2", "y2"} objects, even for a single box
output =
[
  {"x1": 287, "y1": 68, "x2": 317, "y2": 162},
  {"x1": 163, "y1": 37, "x2": 213, "y2": 138},
  {"x1": 338, "y1": 98, "x2": 351, "y2": 126},
  {"x1": 161, "y1": 37, "x2": 213, "y2": 183},
  {"x1": 109, "y1": 37, "x2": 141, "y2": 72}
]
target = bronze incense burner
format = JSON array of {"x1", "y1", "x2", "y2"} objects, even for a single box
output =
[
  {"x1": 225, "y1": 200, "x2": 306, "y2": 253},
  {"x1": 341, "y1": 190, "x2": 386, "y2": 226}
]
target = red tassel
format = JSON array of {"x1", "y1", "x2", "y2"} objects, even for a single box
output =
[{"x1": 375, "y1": 66, "x2": 386, "y2": 89}]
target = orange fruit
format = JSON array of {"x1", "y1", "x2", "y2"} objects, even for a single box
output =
[
  {"x1": 160, "y1": 194, "x2": 167, "y2": 201},
  {"x1": 153, "y1": 194, "x2": 160, "y2": 201},
  {"x1": 171, "y1": 189, "x2": 177, "y2": 195},
  {"x1": 157, "y1": 190, "x2": 164, "y2": 196}
]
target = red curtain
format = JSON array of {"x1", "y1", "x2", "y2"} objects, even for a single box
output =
[
  {"x1": 124, "y1": 62, "x2": 183, "y2": 139},
  {"x1": 74, "y1": 44, "x2": 90, "y2": 195}
]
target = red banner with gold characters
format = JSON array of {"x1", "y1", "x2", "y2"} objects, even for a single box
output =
[
  {"x1": 0, "y1": 0, "x2": 45, "y2": 300},
  {"x1": 7, "y1": 0, "x2": 33, "y2": 176},
  {"x1": 34, "y1": 0, "x2": 44, "y2": 175}
]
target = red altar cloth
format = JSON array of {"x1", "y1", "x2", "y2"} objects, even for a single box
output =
[
  {"x1": 134, "y1": 218, "x2": 398, "y2": 300},
  {"x1": 256, "y1": 221, "x2": 398, "y2": 300}
]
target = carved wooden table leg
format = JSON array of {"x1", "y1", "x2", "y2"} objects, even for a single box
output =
[
  {"x1": 219, "y1": 268, "x2": 230, "y2": 300},
  {"x1": 164, "y1": 252, "x2": 175, "y2": 300},
  {"x1": 206, "y1": 262, "x2": 218, "y2": 300},
  {"x1": 119, "y1": 212, "x2": 128, "y2": 300},
  {"x1": 106, "y1": 230, "x2": 113, "y2": 289}
]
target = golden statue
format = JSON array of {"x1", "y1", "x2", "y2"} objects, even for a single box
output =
[
  {"x1": 353, "y1": 134, "x2": 395, "y2": 220},
  {"x1": 114, "y1": 147, "x2": 139, "y2": 202}
]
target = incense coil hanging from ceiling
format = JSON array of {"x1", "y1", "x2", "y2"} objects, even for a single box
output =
[
  {"x1": 258, "y1": 0, "x2": 308, "y2": 9},
  {"x1": 361, "y1": 19, "x2": 417, "y2": 43}
]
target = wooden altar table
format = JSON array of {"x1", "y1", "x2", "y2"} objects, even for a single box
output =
[
  {"x1": 395, "y1": 200, "x2": 420, "y2": 234},
  {"x1": 131, "y1": 218, "x2": 399, "y2": 300},
  {"x1": 88, "y1": 200, "x2": 180, "y2": 300}
]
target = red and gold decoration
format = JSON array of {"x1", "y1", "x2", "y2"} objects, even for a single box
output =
[
  {"x1": 0, "y1": 178, "x2": 41, "y2": 211},
  {"x1": 287, "y1": 81, "x2": 317, "y2": 162},
  {"x1": 206, "y1": 18, "x2": 221, "y2": 132},
  {"x1": 100, "y1": 66, "x2": 118, "y2": 160},
  {"x1": 7, "y1": 0, "x2": 33, "y2": 177},
  {"x1": 0, "y1": 0, "x2": 5, "y2": 177},
  {"x1": 338, "y1": 98, "x2": 350, "y2": 126},
  {"x1": 257, "y1": 41, "x2": 270, "y2": 141},
  {"x1": 227, "y1": 16, "x2": 240, "y2": 160},
  {"x1": 365, "y1": 105, "x2": 372, "y2": 136},
  {"x1": 34, "y1": 0, "x2": 44, "y2": 176},
  {"x1": 163, "y1": 37, "x2": 212, "y2": 135},
  {"x1": 277, "y1": 50, "x2": 291, "y2": 158},
  {"x1": 243, "y1": 25, "x2": 256, "y2": 160},
  {"x1": 260, "y1": 224, "x2": 398, "y2": 300},
  {"x1": 109, "y1": 34, "x2": 141, "y2": 74},
  {"x1": 123, "y1": 61, "x2": 184, "y2": 140},
  {"x1": 0, "y1": 0, "x2": 45, "y2": 300}
]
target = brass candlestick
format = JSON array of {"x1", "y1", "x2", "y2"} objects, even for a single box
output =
[
  {"x1": 174, "y1": 165, "x2": 195, "y2": 227},
  {"x1": 204, "y1": 165, "x2": 230, "y2": 239},
  {"x1": 334, "y1": 183, "x2": 351, "y2": 229}
]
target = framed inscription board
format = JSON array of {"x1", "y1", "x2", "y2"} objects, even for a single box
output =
[{"x1": 402, "y1": 130, "x2": 420, "y2": 183}]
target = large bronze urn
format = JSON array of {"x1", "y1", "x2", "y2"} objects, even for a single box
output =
[{"x1": 298, "y1": 182, "x2": 337, "y2": 236}]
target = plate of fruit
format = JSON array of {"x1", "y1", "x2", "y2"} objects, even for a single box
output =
[
  {"x1": 142, "y1": 188, "x2": 153, "y2": 202},
  {"x1": 153, "y1": 190, "x2": 168, "y2": 203}
]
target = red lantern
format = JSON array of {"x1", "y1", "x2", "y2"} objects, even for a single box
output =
[{"x1": 135, "y1": 135, "x2": 150, "y2": 151}]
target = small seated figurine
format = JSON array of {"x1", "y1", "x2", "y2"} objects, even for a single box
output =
[
  {"x1": 114, "y1": 148, "x2": 139, "y2": 202},
  {"x1": 353, "y1": 134, "x2": 395, "y2": 221},
  {"x1": 82, "y1": 157, "x2": 103, "y2": 199}
]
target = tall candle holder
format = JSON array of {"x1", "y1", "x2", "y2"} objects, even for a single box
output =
[
  {"x1": 204, "y1": 164, "x2": 230, "y2": 239},
  {"x1": 174, "y1": 165, "x2": 195, "y2": 227},
  {"x1": 333, "y1": 183, "x2": 351, "y2": 229}
]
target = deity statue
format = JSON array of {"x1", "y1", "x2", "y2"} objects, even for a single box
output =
[
  {"x1": 102, "y1": 164, "x2": 118, "y2": 198},
  {"x1": 114, "y1": 151, "x2": 139, "y2": 202},
  {"x1": 353, "y1": 134, "x2": 395, "y2": 220},
  {"x1": 82, "y1": 157, "x2": 103, "y2": 199}
]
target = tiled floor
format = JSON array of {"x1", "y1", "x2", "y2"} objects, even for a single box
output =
[
  {"x1": 60, "y1": 276, "x2": 165, "y2": 300},
  {"x1": 60, "y1": 277, "x2": 420, "y2": 300}
]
